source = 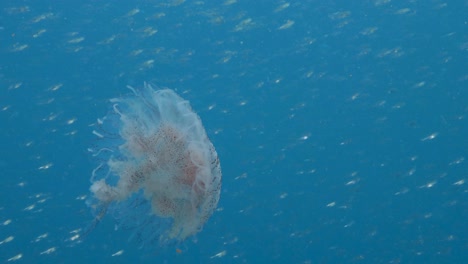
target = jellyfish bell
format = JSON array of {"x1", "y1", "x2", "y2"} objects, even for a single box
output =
[{"x1": 86, "y1": 83, "x2": 221, "y2": 248}]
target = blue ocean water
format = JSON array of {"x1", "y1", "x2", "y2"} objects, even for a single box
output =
[{"x1": 0, "y1": 0, "x2": 466, "y2": 263}]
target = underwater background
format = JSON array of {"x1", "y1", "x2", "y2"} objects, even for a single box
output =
[{"x1": 0, "y1": 0, "x2": 467, "y2": 263}]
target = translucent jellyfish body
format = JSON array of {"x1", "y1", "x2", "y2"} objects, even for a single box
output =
[{"x1": 87, "y1": 83, "x2": 221, "y2": 248}]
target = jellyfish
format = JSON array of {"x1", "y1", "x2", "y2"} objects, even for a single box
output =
[{"x1": 86, "y1": 83, "x2": 221, "y2": 248}]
